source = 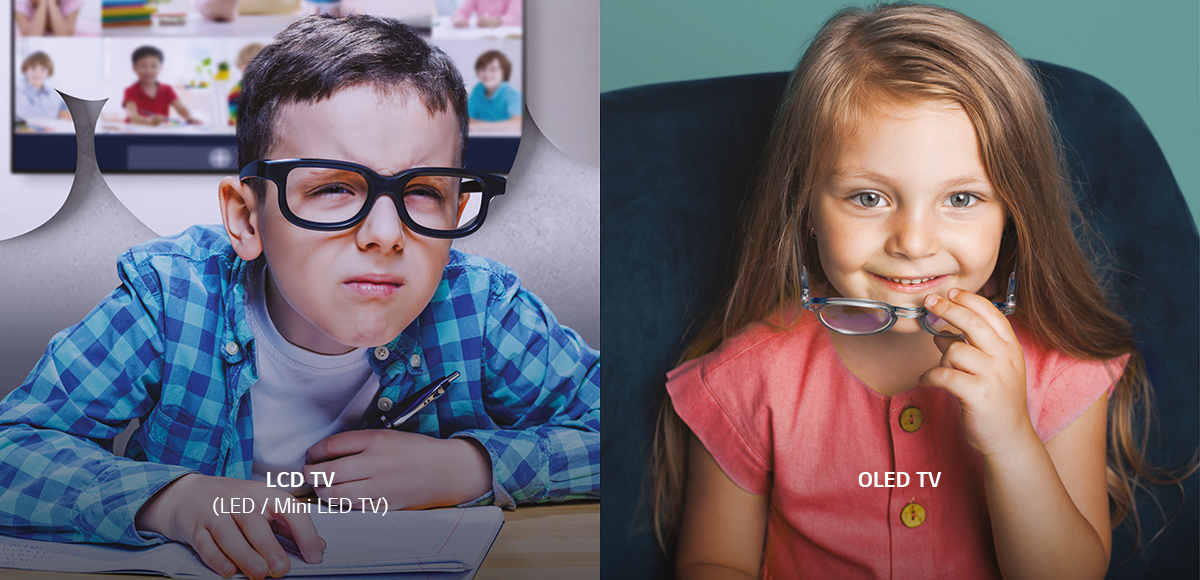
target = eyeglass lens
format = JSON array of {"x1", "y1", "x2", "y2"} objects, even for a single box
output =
[
  {"x1": 276, "y1": 167, "x2": 485, "y2": 231},
  {"x1": 920, "y1": 313, "x2": 963, "y2": 337},
  {"x1": 817, "y1": 304, "x2": 892, "y2": 334},
  {"x1": 817, "y1": 304, "x2": 964, "y2": 338}
]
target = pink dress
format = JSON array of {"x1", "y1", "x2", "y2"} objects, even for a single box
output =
[
  {"x1": 14, "y1": 0, "x2": 85, "y2": 35},
  {"x1": 666, "y1": 311, "x2": 1127, "y2": 579},
  {"x1": 453, "y1": 0, "x2": 521, "y2": 26}
]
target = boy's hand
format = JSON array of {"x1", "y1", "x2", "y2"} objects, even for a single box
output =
[
  {"x1": 477, "y1": 15, "x2": 502, "y2": 27},
  {"x1": 451, "y1": 15, "x2": 468, "y2": 27},
  {"x1": 135, "y1": 473, "x2": 325, "y2": 580},
  {"x1": 918, "y1": 288, "x2": 1034, "y2": 459},
  {"x1": 149, "y1": 114, "x2": 166, "y2": 126},
  {"x1": 304, "y1": 430, "x2": 493, "y2": 510}
]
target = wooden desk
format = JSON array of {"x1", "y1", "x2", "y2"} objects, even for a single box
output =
[
  {"x1": 476, "y1": 501, "x2": 599, "y2": 580},
  {"x1": 0, "y1": 501, "x2": 599, "y2": 580}
]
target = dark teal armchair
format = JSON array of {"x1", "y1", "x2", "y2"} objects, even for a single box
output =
[{"x1": 600, "y1": 61, "x2": 1198, "y2": 579}]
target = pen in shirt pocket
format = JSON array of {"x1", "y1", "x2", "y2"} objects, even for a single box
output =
[{"x1": 367, "y1": 371, "x2": 460, "y2": 430}]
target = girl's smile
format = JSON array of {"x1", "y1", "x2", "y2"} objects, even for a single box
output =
[{"x1": 811, "y1": 99, "x2": 1006, "y2": 330}]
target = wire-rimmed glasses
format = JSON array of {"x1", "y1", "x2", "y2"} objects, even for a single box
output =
[
  {"x1": 800, "y1": 267, "x2": 1017, "y2": 338},
  {"x1": 239, "y1": 158, "x2": 507, "y2": 239}
]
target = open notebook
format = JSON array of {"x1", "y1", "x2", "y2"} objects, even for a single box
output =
[{"x1": 0, "y1": 506, "x2": 503, "y2": 580}]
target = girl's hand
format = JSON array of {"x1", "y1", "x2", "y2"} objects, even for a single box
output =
[{"x1": 919, "y1": 288, "x2": 1034, "y2": 458}]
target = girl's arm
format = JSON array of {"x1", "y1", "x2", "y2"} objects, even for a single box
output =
[
  {"x1": 921, "y1": 290, "x2": 1109, "y2": 580},
  {"x1": 16, "y1": 0, "x2": 49, "y2": 36},
  {"x1": 676, "y1": 436, "x2": 767, "y2": 580},
  {"x1": 985, "y1": 395, "x2": 1110, "y2": 579},
  {"x1": 45, "y1": 0, "x2": 79, "y2": 36}
]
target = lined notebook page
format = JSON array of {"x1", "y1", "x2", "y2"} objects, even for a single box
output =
[{"x1": 0, "y1": 506, "x2": 504, "y2": 580}]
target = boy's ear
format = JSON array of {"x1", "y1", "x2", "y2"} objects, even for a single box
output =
[{"x1": 219, "y1": 176, "x2": 264, "y2": 261}]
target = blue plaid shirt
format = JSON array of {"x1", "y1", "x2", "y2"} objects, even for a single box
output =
[{"x1": 0, "y1": 225, "x2": 599, "y2": 545}]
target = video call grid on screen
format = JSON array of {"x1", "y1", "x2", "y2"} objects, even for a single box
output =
[{"x1": 11, "y1": 0, "x2": 523, "y2": 173}]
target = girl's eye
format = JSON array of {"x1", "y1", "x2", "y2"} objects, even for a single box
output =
[
  {"x1": 852, "y1": 192, "x2": 886, "y2": 208},
  {"x1": 946, "y1": 192, "x2": 979, "y2": 208}
]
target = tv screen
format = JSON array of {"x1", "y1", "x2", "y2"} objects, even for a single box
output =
[{"x1": 12, "y1": 0, "x2": 522, "y2": 173}]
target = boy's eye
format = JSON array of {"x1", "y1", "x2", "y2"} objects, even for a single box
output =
[
  {"x1": 310, "y1": 183, "x2": 360, "y2": 197},
  {"x1": 852, "y1": 192, "x2": 886, "y2": 208},
  {"x1": 404, "y1": 186, "x2": 445, "y2": 201},
  {"x1": 945, "y1": 192, "x2": 979, "y2": 208}
]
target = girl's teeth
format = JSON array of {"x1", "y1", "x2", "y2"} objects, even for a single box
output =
[{"x1": 887, "y1": 277, "x2": 934, "y2": 285}]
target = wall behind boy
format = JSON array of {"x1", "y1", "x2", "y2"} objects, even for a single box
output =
[
  {"x1": 0, "y1": 0, "x2": 600, "y2": 390},
  {"x1": 600, "y1": 0, "x2": 1200, "y2": 230}
]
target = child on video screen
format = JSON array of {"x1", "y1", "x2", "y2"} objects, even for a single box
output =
[
  {"x1": 123, "y1": 45, "x2": 201, "y2": 126},
  {"x1": 653, "y1": 4, "x2": 1192, "y2": 578},
  {"x1": 227, "y1": 42, "x2": 265, "y2": 126},
  {"x1": 15, "y1": 0, "x2": 83, "y2": 36},
  {"x1": 468, "y1": 50, "x2": 521, "y2": 130},
  {"x1": 15, "y1": 51, "x2": 70, "y2": 121},
  {"x1": 0, "y1": 15, "x2": 599, "y2": 580},
  {"x1": 452, "y1": 0, "x2": 520, "y2": 28}
]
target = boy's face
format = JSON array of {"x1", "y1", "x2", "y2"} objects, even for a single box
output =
[
  {"x1": 24, "y1": 64, "x2": 49, "y2": 88},
  {"x1": 477, "y1": 59, "x2": 504, "y2": 91},
  {"x1": 240, "y1": 85, "x2": 461, "y2": 354},
  {"x1": 134, "y1": 55, "x2": 161, "y2": 85}
]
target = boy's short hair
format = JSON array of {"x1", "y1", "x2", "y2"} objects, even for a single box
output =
[
  {"x1": 131, "y1": 45, "x2": 164, "y2": 65},
  {"x1": 21, "y1": 51, "x2": 54, "y2": 75},
  {"x1": 237, "y1": 14, "x2": 469, "y2": 198},
  {"x1": 474, "y1": 50, "x2": 511, "y2": 81}
]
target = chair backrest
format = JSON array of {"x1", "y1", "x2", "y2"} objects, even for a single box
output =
[{"x1": 600, "y1": 61, "x2": 1198, "y2": 579}]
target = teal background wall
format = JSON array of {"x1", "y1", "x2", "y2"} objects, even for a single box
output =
[{"x1": 601, "y1": 0, "x2": 1200, "y2": 229}]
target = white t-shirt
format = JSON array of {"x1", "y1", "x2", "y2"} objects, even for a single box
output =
[{"x1": 245, "y1": 262, "x2": 380, "y2": 493}]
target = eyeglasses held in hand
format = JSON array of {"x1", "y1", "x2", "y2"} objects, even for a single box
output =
[
  {"x1": 239, "y1": 158, "x2": 506, "y2": 238},
  {"x1": 800, "y1": 266, "x2": 1017, "y2": 339}
]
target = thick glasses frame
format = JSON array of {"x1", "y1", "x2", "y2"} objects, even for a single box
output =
[
  {"x1": 800, "y1": 266, "x2": 1017, "y2": 338},
  {"x1": 239, "y1": 158, "x2": 507, "y2": 239}
]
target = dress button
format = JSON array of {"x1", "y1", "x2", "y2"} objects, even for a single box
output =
[
  {"x1": 377, "y1": 397, "x2": 393, "y2": 412},
  {"x1": 901, "y1": 502, "x2": 926, "y2": 528},
  {"x1": 410, "y1": 354, "x2": 421, "y2": 368},
  {"x1": 899, "y1": 406, "x2": 923, "y2": 432},
  {"x1": 225, "y1": 342, "x2": 239, "y2": 356},
  {"x1": 374, "y1": 346, "x2": 390, "y2": 361}
]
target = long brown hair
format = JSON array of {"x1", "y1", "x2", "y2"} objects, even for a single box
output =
[{"x1": 651, "y1": 2, "x2": 1195, "y2": 558}]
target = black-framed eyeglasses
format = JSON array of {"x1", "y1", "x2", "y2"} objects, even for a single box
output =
[
  {"x1": 239, "y1": 158, "x2": 506, "y2": 239},
  {"x1": 800, "y1": 266, "x2": 1017, "y2": 339}
]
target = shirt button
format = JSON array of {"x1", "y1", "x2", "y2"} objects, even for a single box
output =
[
  {"x1": 225, "y1": 342, "x2": 239, "y2": 356},
  {"x1": 901, "y1": 502, "x2": 926, "y2": 528},
  {"x1": 410, "y1": 354, "x2": 421, "y2": 368},
  {"x1": 899, "y1": 406, "x2": 923, "y2": 433},
  {"x1": 377, "y1": 397, "x2": 393, "y2": 412},
  {"x1": 374, "y1": 346, "x2": 390, "y2": 361}
]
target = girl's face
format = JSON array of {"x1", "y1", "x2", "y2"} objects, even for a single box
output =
[{"x1": 810, "y1": 99, "x2": 1005, "y2": 334}]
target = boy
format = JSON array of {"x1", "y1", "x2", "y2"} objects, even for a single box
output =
[
  {"x1": 123, "y1": 45, "x2": 201, "y2": 126},
  {"x1": 16, "y1": 51, "x2": 70, "y2": 121},
  {"x1": 468, "y1": 49, "x2": 522, "y2": 133},
  {"x1": 0, "y1": 15, "x2": 600, "y2": 580}
]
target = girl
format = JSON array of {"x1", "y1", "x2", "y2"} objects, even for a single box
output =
[
  {"x1": 15, "y1": 0, "x2": 83, "y2": 36},
  {"x1": 653, "y1": 4, "x2": 1189, "y2": 579}
]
